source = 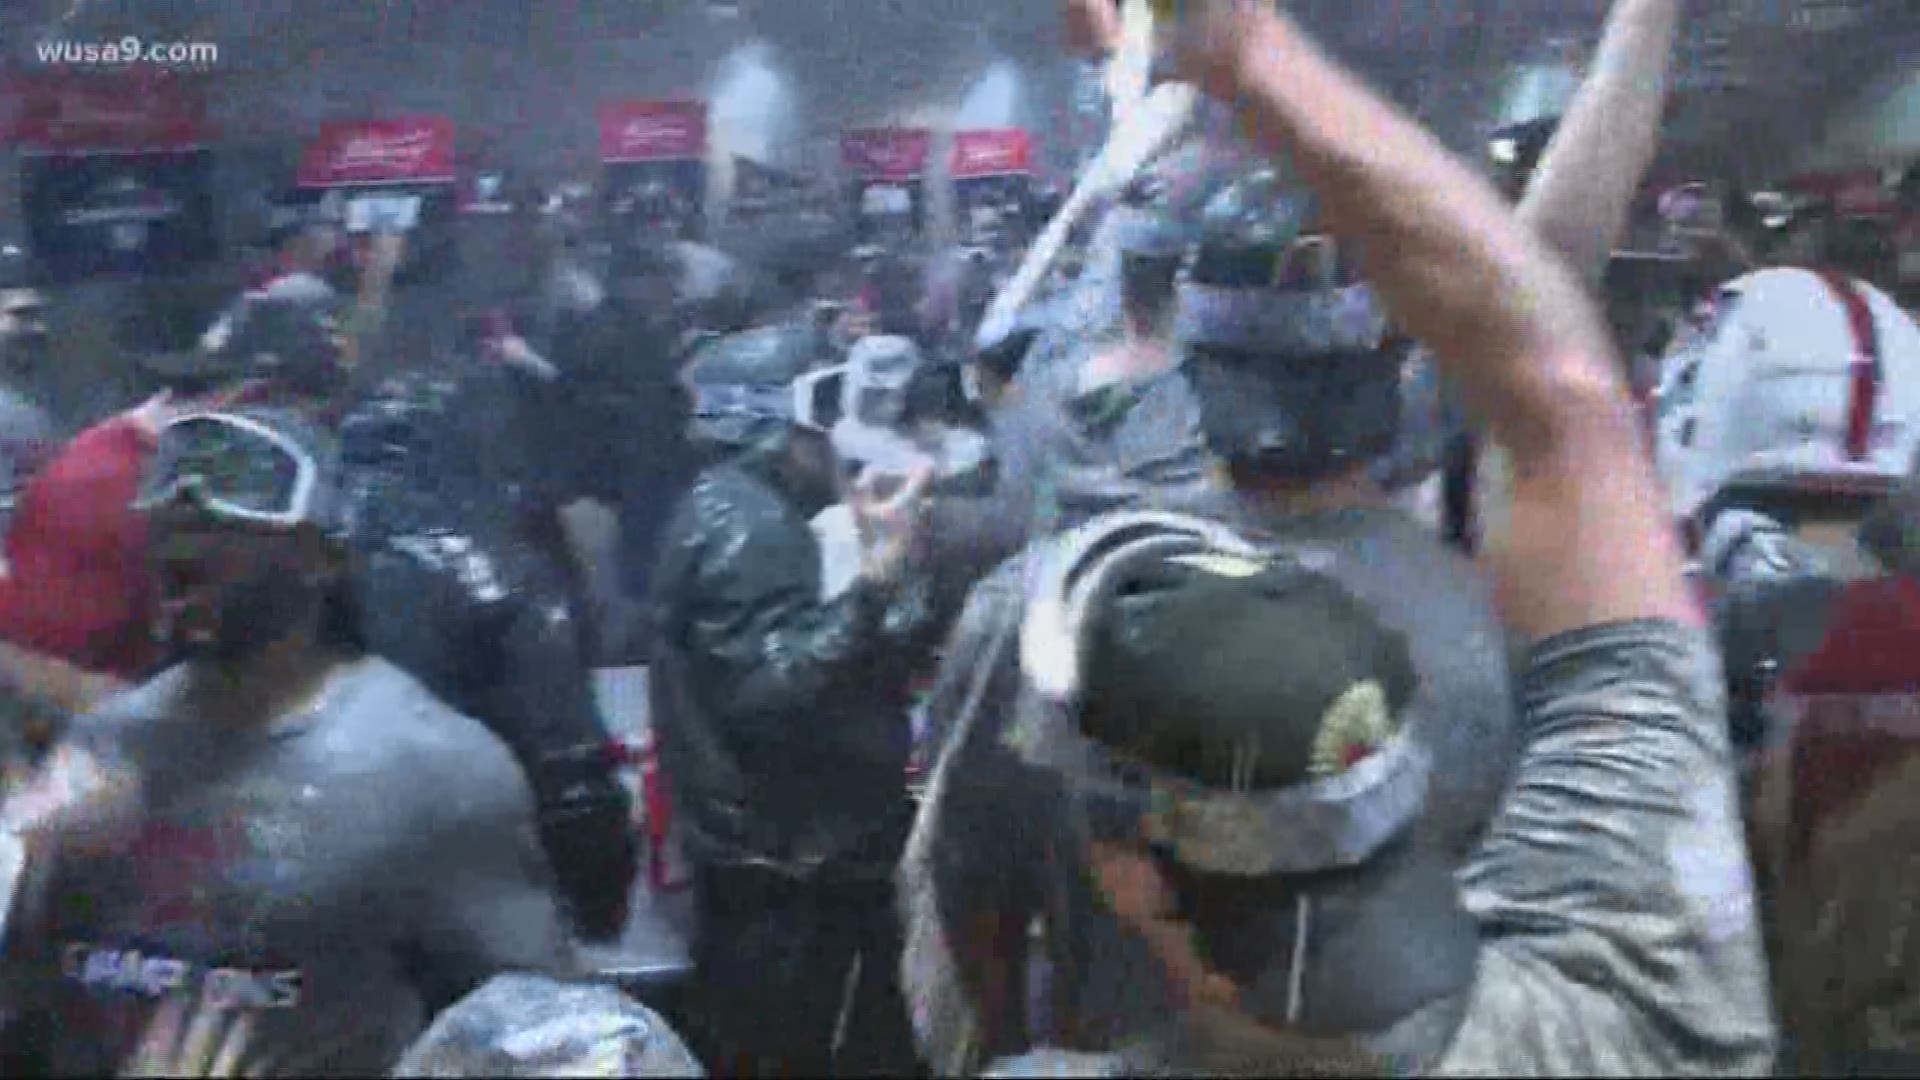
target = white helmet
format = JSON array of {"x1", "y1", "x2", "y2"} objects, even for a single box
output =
[{"x1": 1654, "y1": 267, "x2": 1920, "y2": 522}]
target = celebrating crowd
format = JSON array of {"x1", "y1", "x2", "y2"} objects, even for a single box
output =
[{"x1": 0, "y1": 0, "x2": 1916, "y2": 1076}]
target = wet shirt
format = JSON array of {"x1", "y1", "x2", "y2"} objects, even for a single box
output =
[
  {"x1": 3, "y1": 658, "x2": 572, "y2": 1077},
  {"x1": 927, "y1": 361, "x2": 1230, "y2": 593},
  {"x1": 900, "y1": 506, "x2": 1518, "y2": 1075},
  {"x1": 978, "y1": 621, "x2": 1777, "y2": 1077},
  {"x1": 650, "y1": 461, "x2": 936, "y2": 878}
]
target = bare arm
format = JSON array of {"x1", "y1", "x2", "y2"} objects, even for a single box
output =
[
  {"x1": 1517, "y1": 0, "x2": 1682, "y2": 286},
  {"x1": 0, "y1": 642, "x2": 128, "y2": 722},
  {"x1": 1176, "y1": 2, "x2": 1695, "y2": 638}
]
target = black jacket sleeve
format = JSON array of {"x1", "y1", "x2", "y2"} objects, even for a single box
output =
[
  {"x1": 683, "y1": 495, "x2": 926, "y2": 734},
  {"x1": 493, "y1": 603, "x2": 639, "y2": 944}
]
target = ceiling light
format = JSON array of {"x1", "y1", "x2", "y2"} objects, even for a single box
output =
[{"x1": 1489, "y1": 138, "x2": 1518, "y2": 165}]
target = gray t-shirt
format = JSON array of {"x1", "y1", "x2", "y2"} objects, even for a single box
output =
[
  {"x1": 983, "y1": 620, "x2": 1778, "y2": 1077},
  {"x1": 4, "y1": 657, "x2": 572, "y2": 1077}
]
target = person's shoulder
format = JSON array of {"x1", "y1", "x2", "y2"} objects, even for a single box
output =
[{"x1": 331, "y1": 658, "x2": 522, "y2": 780}]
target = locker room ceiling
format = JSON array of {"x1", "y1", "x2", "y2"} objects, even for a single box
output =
[{"x1": 6, "y1": 0, "x2": 1916, "y2": 176}]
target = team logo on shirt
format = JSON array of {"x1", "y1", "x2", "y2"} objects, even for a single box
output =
[{"x1": 61, "y1": 942, "x2": 303, "y2": 1008}]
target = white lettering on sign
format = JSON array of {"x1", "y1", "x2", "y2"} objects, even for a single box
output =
[
  {"x1": 333, "y1": 130, "x2": 437, "y2": 175},
  {"x1": 958, "y1": 143, "x2": 1018, "y2": 173},
  {"x1": 61, "y1": 943, "x2": 302, "y2": 1009},
  {"x1": 619, "y1": 118, "x2": 694, "y2": 156}
]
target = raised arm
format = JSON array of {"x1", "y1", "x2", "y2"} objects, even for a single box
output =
[
  {"x1": 1165, "y1": 0, "x2": 1694, "y2": 638},
  {"x1": 1517, "y1": 0, "x2": 1682, "y2": 286}
]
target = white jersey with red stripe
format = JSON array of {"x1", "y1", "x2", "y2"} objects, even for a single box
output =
[{"x1": 1653, "y1": 267, "x2": 1920, "y2": 524}]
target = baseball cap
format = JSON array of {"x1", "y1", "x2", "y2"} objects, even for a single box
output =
[
  {"x1": 142, "y1": 293, "x2": 349, "y2": 399},
  {"x1": 390, "y1": 974, "x2": 704, "y2": 1078},
  {"x1": 133, "y1": 408, "x2": 347, "y2": 537},
  {"x1": 1012, "y1": 512, "x2": 1431, "y2": 876}
]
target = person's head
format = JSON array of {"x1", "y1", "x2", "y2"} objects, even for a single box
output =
[
  {"x1": 1177, "y1": 170, "x2": 1400, "y2": 499},
  {"x1": 1113, "y1": 179, "x2": 1188, "y2": 344},
  {"x1": 265, "y1": 197, "x2": 344, "y2": 275},
  {"x1": 149, "y1": 294, "x2": 356, "y2": 418},
  {"x1": 1015, "y1": 513, "x2": 1428, "y2": 1024},
  {"x1": 845, "y1": 334, "x2": 924, "y2": 429},
  {"x1": 135, "y1": 409, "x2": 358, "y2": 668},
  {"x1": 389, "y1": 974, "x2": 704, "y2": 1078},
  {"x1": 1488, "y1": 117, "x2": 1558, "y2": 204},
  {"x1": 680, "y1": 319, "x2": 845, "y2": 506},
  {"x1": 1653, "y1": 267, "x2": 1920, "y2": 543},
  {"x1": 0, "y1": 247, "x2": 49, "y2": 373}
]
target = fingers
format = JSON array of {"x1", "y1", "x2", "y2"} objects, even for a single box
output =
[
  {"x1": 210, "y1": 1009, "x2": 257, "y2": 1078},
  {"x1": 118, "y1": 989, "x2": 260, "y2": 1079},
  {"x1": 177, "y1": 991, "x2": 229, "y2": 1076},
  {"x1": 852, "y1": 465, "x2": 934, "y2": 518},
  {"x1": 890, "y1": 465, "x2": 936, "y2": 510},
  {"x1": 119, "y1": 993, "x2": 188, "y2": 1078}
]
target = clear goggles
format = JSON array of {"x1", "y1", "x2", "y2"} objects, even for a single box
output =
[
  {"x1": 133, "y1": 412, "x2": 320, "y2": 529},
  {"x1": 686, "y1": 364, "x2": 850, "y2": 436}
]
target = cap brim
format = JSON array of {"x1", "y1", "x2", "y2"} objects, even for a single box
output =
[{"x1": 136, "y1": 350, "x2": 242, "y2": 388}]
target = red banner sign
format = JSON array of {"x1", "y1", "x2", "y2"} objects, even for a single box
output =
[
  {"x1": 950, "y1": 129, "x2": 1032, "y2": 180},
  {"x1": 5, "y1": 71, "x2": 207, "y2": 155},
  {"x1": 842, "y1": 128, "x2": 932, "y2": 182},
  {"x1": 598, "y1": 100, "x2": 708, "y2": 164},
  {"x1": 297, "y1": 116, "x2": 458, "y2": 188}
]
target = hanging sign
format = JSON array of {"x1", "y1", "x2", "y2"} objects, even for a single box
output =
[
  {"x1": 598, "y1": 100, "x2": 708, "y2": 164},
  {"x1": 9, "y1": 72, "x2": 216, "y2": 279},
  {"x1": 950, "y1": 129, "x2": 1033, "y2": 180},
  {"x1": 842, "y1": 128, "x2": 932, "y2": 182},
  {"x1": 297, "y1": 116, "x2": 457, "y2": 188},
  {"x1": 6, "y1": 69, "x2": 207, "y2": 155}
]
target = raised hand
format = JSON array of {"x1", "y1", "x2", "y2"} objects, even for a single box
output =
[
  {"x1": 117, "y1": 991, "x2": 261, "y2": 1079},
  {"x1": 852, "y1": 464, "x2": 934, "y2": 587}
]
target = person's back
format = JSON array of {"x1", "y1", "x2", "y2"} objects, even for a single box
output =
[
  {"x1": 1254, "y1": 508, "x2": 1516, "y2": 859},
  {"x1": 916, "y1": 3, "x2": 1772, "y2": 1075},
  {"x1": 1743, "y1": 572, "x2": 1920, "y2": 1073},
  {"x1": 340, "y1": 373, "x2": 638, "y2": 942}
]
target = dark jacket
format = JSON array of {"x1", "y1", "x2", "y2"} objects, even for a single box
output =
[
  {"x1": 339, "y1": 374, "x2": 638, "y2": 942},
  {"x1": 648, "y1": 458, "x2": 936, "y2": 880}
]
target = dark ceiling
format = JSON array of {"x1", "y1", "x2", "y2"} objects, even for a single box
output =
[{"x1": 4, "y1": 0, "x2": 1916, "y2": 176}]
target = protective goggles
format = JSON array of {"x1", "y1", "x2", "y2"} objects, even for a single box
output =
[
  {"x1": 686, "y1": 364, "x2": 850, "y2": 436},
  {"x1": 133, "y1": 412, "x2": 320, "y2": 529}
]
